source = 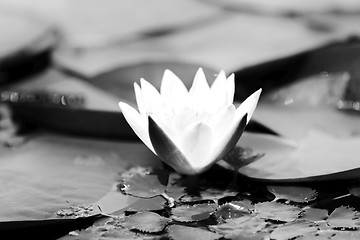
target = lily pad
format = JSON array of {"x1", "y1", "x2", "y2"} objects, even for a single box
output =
[
  {"x1": 254, "y1": 202, "x2": 301, "y2": 222},
  {"x1": 238, "y1": 131, "x2": 360, "y2": 182},
  {"x1": 270, "y1": 221, "x2": 318, "y2": 240},
  {"x1": 326, "y1": 206, "x2": 360, "y2": 229},
  {"x1": 222, "y1": 146, "x2": 264, "y2": 170},
  {"x1": 300, "y1": 207, "x2": 329, "y2": 222},
  {"x1": 119, "y1": 168, "x2": 169, "y2": 198},
  {"x1": 166, "y1": 225, "x2": 222, "y2": 240},
  {"x1": 180, "y1": 188, "x2": 238, "y2": 203},
  {"x1": 210, "y1": 216, "x2": 267, "y2": 237},
  {"x1": 121, "y1": 211, "x2": 170, "y2": 233},
  {"x1": 171, "y1": 203, "x2": 217, "y2": 222},
  {"x1": 267, "y1": 185, "x2": 318, "y2": 203},
  {"x1": 215, "y1": 200, "x2": 254, "y2": 220}
]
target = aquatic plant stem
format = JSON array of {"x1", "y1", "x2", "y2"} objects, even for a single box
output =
[
  {"x1": 228, "y1": 167, "x2": 240, "y2": 190},
  {"x1": 184, "y1": 175, "x2": 200, "y2": 196},
  {"x1": 161, "y1": 193, "x2": 175, "y2": 207}
]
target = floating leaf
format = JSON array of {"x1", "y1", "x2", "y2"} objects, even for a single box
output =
[
  {"x1": 171, "y1": 203, "x2": 217, "y2": 222},
  {"x1": 167, "y1": 225, "x2": 222, "y2": 240},
  {"x1": 119, "y1": 168, "x2": 169, "y2": 198},
  {"x1": 56, "y1": 205, "x2": 99, "y2": 218},
  {"x1": 215, "y1": 201, "x2": 253, "y2": 220},
  {"x1": 223, "y1": 231, "x2": 267, "y2": 240},
  {"x1": 300, "y1": 207, "x2": 329, "y2": 222},
  {"x1": 99, "y1": 229, "x2": 143, "y2": 240},
  {"x1": 65, "y1": 215, "x2": 143, "y2": 240},
  {"x1": 165, "y1": 173, "x2": 186, "y2": 201},
  {"x1": 327, "y1": 230, "x2": 360, "y2": 240},
  {"x1": 231, "y1": 199, "x2": 255, "y2": 211},
  {"x1": 55, "y1": 164, "x2": 360, "y2": 239},
  {"x1": 223, "y1": 146, "x2": 264, "y2": 170},
  {"x1": 326, "y1": 206, "x2": 360, "y2": 229},
  {"x1": 124, "y1": 196, "x2": 166, "y2": 212},
  {"x1": 255, "y1": 202, "x2": 301, "y2": 222},
  {"x1": 210, "y1": 216, "x2": 267, "y2": 238},
  {"x1": 121, "y1": 211, "x2": 170, "y2": 233},
  {"x1": 299, "y1": 229, "x2": 360, "y2": 240},
  {"x1": 98, "y1": 217, "x2": 143, "y2": 240},
  {"x1": 270, "y1": 221, "x2": 318, "y2": 240},
  {"x1": 267, "y1": 185, "x2": 318, "y2": 203},
  {"x1": 297, "y1": 234, "x2": 330, "y2": 240},
  {"x1": 238, "y1": 130, "x2": 360, "y2": 181}
]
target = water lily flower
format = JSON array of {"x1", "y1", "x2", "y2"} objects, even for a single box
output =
[{"x1": 119, "y1": 68, "x2": 261, "y2": 175}]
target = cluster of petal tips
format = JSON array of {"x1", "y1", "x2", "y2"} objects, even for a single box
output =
[{"x1": 119, "y1": 68, "x2": 261, "y2": 175}]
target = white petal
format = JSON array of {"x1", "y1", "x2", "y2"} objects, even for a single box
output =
[
  {"x1": 235, "y1": 89, "x2": 262, "y2": 124},
  {"x1": 209, "y1": 71, "x2": 229, "y2": 112},
  {"x1": 148, "y1": 116, "x2": 198, "y2": 175},
  {"x1": 150, "y1": 113, "x2": 179, "y2": 145},
  {"x1": 140, "y1": 78, "x2": 164, "y2": 116},
  {"x1": 211, "y1": 70, "x2": 227, "y2": 91},
  {"x1": 207, "y1": 113, "x2": 248, "y2": 164},
  {"x1": 189, "y1": 68, "x2": 210, "y2": 112},
  {"x1": 140, "y1": 78, "x2": 179, "y2": 140},
  {"x1": 204, "y1": 89, "x2": 262, "y2": 163},
  {"x1": 173, "y1": 107, "x2": 197, "y2": 131},
  {"x1": 180, "y1": 122, "x2": 213, "y2": 170},
  {"x1": 118, "y1": 102, "x2": 155, "y2": 154},
  {"x1": 173, "y1": 107, "x2": 212, "y2": 132},
  {"x1": 209, "y1": 104, "x2": 236, "y2": 139},
  {"x1": 226, "y1": 73, "x2": 235, "y2": 104},
  {"x1": 160, "y1": 70, "x2": 189, "y2": 112},
  {"x1": 134, "y1": 82, "x2": 146, "y2": 117}
]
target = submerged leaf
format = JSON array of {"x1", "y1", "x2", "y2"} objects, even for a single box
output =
[
  {"x1": 119, "y1": 168, "x2": 169, "y2": 198},
  {"x1": 267, "y1": 185, "x2": 318, "y2": 203},
  {"x1": 326, "y1": 206, "x2": 360, "y2": 229},
  {"x1": 171, "y1": 203, "x2": 217, "y2": 222},
  {"x1": 255, "y1": 202, "x2": 301, "y2": 222},
  {"x1": 167, "y1": 225, "x2": 222, "y2": 240},
  {"x1": 121, "y1": 211, "x2": 170, "y2": 233}
]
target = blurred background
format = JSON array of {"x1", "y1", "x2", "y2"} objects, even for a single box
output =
[
  {"x1": 2, "y1": 0, "x2": 360, "y2": 74},
  {"x1": 1, "y1": 0, "x2": 360, "y2": 139}
]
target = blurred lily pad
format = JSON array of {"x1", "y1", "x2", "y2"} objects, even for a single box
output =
[{"x1": 237, "y1": 131, "x2": 360, "y2": 182}]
